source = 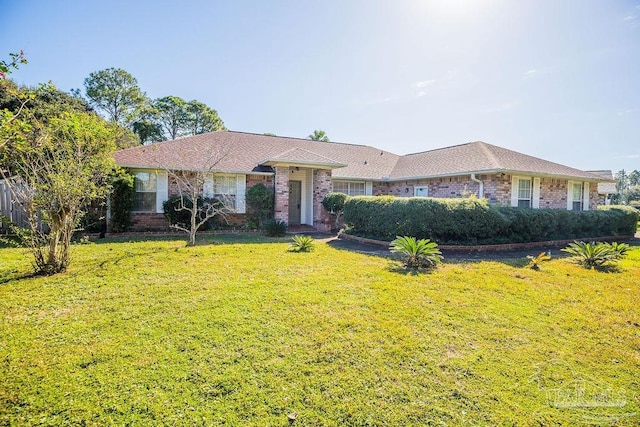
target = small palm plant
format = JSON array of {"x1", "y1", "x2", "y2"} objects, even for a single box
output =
[
  {"x1": 289, "y1": 235, "x2": 315, "y2": 252},
  {"x1": 264, "y1": 220, "x2": 288, "y2": 237},
  {"x1": 605, "y1": 241, "x2": 630, "y2": 257},
  {"x1": 390, "y1": 236, "x2": 443, "y2": 269},
  {"x1": 526, "y1": 251, "x2": 551, "y2": 271},
  {"x1": 561, "y1": 241, "x2": 628, "y2": 269}
]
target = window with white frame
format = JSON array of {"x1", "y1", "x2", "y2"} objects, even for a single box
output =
[
  {"x1": 414, "y1": 186, "x2": 428, "y2": 197},
  {"x1": 333, "y1": 181, "x2": 366, "y2": 196},
  {"x1": 204, "y1": 174, "x2": 237, "y2": 210},
  {"x1": 571, "y1": 183, "x2": 583, "y2": 211},
  {"x1": 133, "y1": 171, "x2": 157, "y2": 212},
  {"x1": 517, "y1": 178, "x2": 532, "y2": 208}
]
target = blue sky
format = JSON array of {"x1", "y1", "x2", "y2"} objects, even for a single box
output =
[{"x1": 1, "y1": 0, "x2": 639, "y2": 173}]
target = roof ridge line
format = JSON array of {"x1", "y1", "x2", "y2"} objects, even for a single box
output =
[{"x1": 477, "y1": 141, "x2": 502, "y2": 169}]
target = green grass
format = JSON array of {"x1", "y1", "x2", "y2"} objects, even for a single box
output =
[{"x1": 1, "y1": 235, "x2": 639, "y2": 426}]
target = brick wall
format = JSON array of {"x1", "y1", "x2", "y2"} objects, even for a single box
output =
[
  {"x1": 273, "y1": 166, "x2": 290, "y2": 223},
  {"x1": 371, "y1": 174, "x2": 602, "y2": 210},
  {"x1": 373, "y1": 176, "x2": 483, "y2": 199},
  {"x1": 130, "y1": 213, "x2": 170, "y2": 231},
  {"x1": 313, "y1": 169, "x2": 333, "y2": 232},
  {"x1": 538, "y1": 177, "x2": 567, "y2": 209}
]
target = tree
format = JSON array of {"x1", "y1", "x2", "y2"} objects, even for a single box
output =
[
  {"x1": 154, "y1": 146, "x2": 230, "y2": 246},
  {"x1": 186, "y1": 100, "x2": 226, "y2": 135},
  {"x1": 614, "y1": 169, "x2": 640, "y2": 204},
  {"x1": 0, "y1": 50, "x2": 27, "y2": 79},
  {"x1": 152, "y1": 95, "x2": 189, "y2": 141},
  {"x1": 151, "y1": 96, "x2": 226, "y2": 141},
  {"x1": 84, "y1": 68, "x2": 146, "y2": 126},
  {"x1": 322, "y1": 192, "x2": 348, "y2": 231},
  {"x1": 131, "y1": 102, "x2": 163, "y2": 144},
  {"x1": 1, "y1": 112, "x2": 117, "y2": 274},
  {"x1": 309, "y1": 129, "x2": 329, "y2": 142}
]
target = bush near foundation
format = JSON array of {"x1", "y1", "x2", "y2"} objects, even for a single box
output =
[{"x1": 343, "y1": 196, "x2": 638, "y2": 245}]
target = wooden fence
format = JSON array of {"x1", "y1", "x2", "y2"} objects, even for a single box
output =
[{"x1": 0, "y1": 179, "x2": 27, "y2": 233}]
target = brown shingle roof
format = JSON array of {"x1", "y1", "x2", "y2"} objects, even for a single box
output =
[
  {"x1": 261, "y1": 147, "x2": 346, "y2": 168},
  {"x1": 391, "y1": 141, "x2": 604, "y2": 181},
  {"x1": 114, "y1": 131, "x2": 398, "y2": 179},
  {"x1": 113, "y1": 131, "x2": 605, "y2": 182}
]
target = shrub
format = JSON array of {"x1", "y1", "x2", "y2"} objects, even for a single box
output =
[
  {"x1": 597, "y1": 205, "x2": 639, "y2": 235},
  {"x1": 246, "y1": 183, "x2": 274, "y2": 228},
  {"x1": 289, "y1": 235, "x2": 315, "y2": 252},
  {"x1": 343, "y1": 197, "x2": 639, "y2": 245},
  {"x1": 390, "y1": 236, "x2": 443, "y2": 269},
  {"x1": 322, "y1": 192, "x2": 349, "y2": 231},
  {"x1": 344, "y1": 196, "x2": 509, "y2": 244},
  {"x1": 561, "y1": 241, "x2": 628, "y2": 269},
  {"x1": 162, "y1": 196, "x2": 222, "y2": 231},
  {"x1": 264, "y1": 219, "x2": 287, "y2": 237},
  {"x1": 322, "y1": 192, "x2": 348, "y2": 214},
  {"x1": 109, "y1": 171, "x2": 135, "y2": 233}
]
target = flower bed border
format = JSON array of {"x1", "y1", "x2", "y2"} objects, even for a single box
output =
[{"x1": 338, "y1": 231, "x2": 636, "y2": 253}]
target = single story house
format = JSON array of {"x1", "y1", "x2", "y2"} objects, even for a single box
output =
[{"x1": 113, "y1": 131, "x2": 610, "y2": 232}]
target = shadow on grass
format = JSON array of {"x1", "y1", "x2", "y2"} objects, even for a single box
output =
[
  {"x1": 0, "y1": 270, "x2": 45, "y2": 285},
  {"x1": 86, "y1": 233, "x2": 296, "y2": 247},
  {"x1": 387, "y1": 262, "x2": 438, "y2": 276}
]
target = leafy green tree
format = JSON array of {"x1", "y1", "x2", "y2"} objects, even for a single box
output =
[
  {"x1": 131, "y1": 102, "x2": 163, "y2": 144},
  {"x1": 614, "y1": 169, "x2": 640, "y2": 204},
  {"x1": 152, "y1": 95, "x2": 188, "y2": 140},
  {"x1": 186, "y1": 100, "x2": 226, "y2": 135},
  {"x1": 1, "y1": 112, "x2": 118, "y2": 274},
  {"x1": 309, "y1": 129, "x2": 330, "y2": 142},
  {"x1": 1, "y1": 79, "x2": 91, "y2": 121},
  {"x1": 0, "y1": 51, "x2": 27, "y2": 79},
  {"x1": 84, "y1": 67, "x2": 146, "y2": 126},
  {"x1": 322, "y1": 192, "x2": 348, "y2": 231},
  {"x1": 151, "y1": 96, "x2": 226, "y2": 141}
]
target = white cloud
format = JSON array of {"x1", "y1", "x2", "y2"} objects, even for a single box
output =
[
  {"x1": 415, "y1": 79, "x2": 436, "y2": 88},
  {"x1": 416, "y1": 91, "x2": 426, "y2": 97},
  {"x1": 617, "y1": 108, "x2": 638, "y2": 116},
  {"x1": 623, "y1": 15, "x2": 636, "y2": 21},
  {"x1": 523, "y1": 69, "x2": 538, "y2": 79}
]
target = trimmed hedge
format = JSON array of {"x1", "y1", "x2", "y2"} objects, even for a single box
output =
[{"x1": 343, "y1": 196, "x2": 638, "y2": 245}]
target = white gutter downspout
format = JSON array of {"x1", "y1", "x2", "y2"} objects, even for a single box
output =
[{"x1": 470, "y1": 173, "x2": 483, "y2": 199}]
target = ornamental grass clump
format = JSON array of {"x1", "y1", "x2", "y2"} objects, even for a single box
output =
[
  {"x1": 390, "y1": 236, "x2": 443, "y2": 269},
  {"x1": 561, "y1": 241, "x2": 629, "y2": 270},
  {"x1": 289, "y1": 235, "x2": 315, "y2": 252}
]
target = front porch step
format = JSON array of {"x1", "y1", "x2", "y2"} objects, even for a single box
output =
[{"x1": 287, "y1": 224, "x2": 317, "y2": 234}]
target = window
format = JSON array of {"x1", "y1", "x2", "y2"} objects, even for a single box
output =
[
  {"x1": 572, "y1": 183, "x2": 583, "y2": 211},
  {"x1": 517, "y1": 178, "x2": 532, "y2": 208},
  {"x1": 333, "y1": 181, "x2": 365, "y2": 196},
  {"x1": 134, "y1": 172, "x2": 157, "y2": 212},
  {"x1": 204, "y1": 175, "x2": 237, "y2": 210},
  {"x1": 414, "y1": 186, "x2": 428, "y2": 197}
]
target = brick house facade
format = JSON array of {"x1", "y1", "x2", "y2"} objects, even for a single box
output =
[{"x1": 113, "y1": 131, "x2": 610, "y2": 232}]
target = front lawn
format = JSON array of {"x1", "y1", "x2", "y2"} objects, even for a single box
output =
[{"x1": 1, "y1": 236, "x2": 639, "y2": 425}]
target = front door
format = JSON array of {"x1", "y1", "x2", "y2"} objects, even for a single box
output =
[{"x1": 288, "y1": 181, "x2": 301, "y2": 225}]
